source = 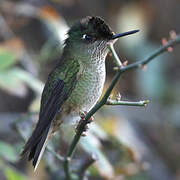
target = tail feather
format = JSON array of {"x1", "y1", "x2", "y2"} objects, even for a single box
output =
[
  {"x1": 21, "y1": 124, "x2": 51, "y2": 171},
  {"x1": 33, "y1": 126, "x2": 51, "y2": 170}
]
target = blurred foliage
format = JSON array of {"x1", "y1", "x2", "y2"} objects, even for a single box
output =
[
  {"x1": 4, "y1": 167, "x2": 26, "y2": 180},
  {"x1": 0, "y1": 141, "x2": 18, "y2": 162},
  {"x1": 0, "y1": 0, "x2": 180, "y2": 180},
  {"x1": 0, "y1": 50, "x2": 16, "y2": 70}
]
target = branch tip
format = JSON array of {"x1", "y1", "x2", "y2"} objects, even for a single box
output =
[
  {"x1": 142, "y1": 100, "x2": 150, "y2": 106},
  {"x1": 169, "y1": 30, "x2": 177, "y2": 40}
]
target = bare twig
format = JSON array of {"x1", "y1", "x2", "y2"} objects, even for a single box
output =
[
  {"x1": 106, "y1": 99, "x2": 149, "y2": 107},
  {"x1": 63, "y1": 114, "x2": 93, "y2": 180},
  {"x1": 119, "y1": 35, "x2": 180, "y2": 73},
  {"x1": 63, "y1": 33, "x2": 180, "y2": 180},
  {"x1": 109, "y1": 43, "x2": 123, "y2": 67}
]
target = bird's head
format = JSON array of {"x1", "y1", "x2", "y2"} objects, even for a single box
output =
[{"x1": 64, "y1": 16, "x2": 138, "y2": 65}]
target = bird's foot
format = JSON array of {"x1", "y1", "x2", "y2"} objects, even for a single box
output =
[
  {"x1": 75, "y1": 111, "x2": 94, "y2": 136},
  {"x1": 79, "y1": 111, "x2": 94, "y2": 122}
]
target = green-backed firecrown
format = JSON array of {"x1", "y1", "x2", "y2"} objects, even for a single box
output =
[{"x1": 21, "y1": 16, "x2": 138, "y2": 170}]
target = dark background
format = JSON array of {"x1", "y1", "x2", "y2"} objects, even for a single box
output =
[{"x1": 0, "y1": 0, "x2": 180, "y2": 180}]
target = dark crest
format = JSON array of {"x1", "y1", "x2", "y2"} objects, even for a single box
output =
[{"x1": 68, "y1": 16, "x2": 114, "y2": 40}]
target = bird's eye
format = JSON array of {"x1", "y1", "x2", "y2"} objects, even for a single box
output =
[{"x1": 82, "y1": 34, "x2": 93, "y2": 41}]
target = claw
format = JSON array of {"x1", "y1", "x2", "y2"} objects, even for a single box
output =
[
  {"x1": 75, "y1": 110, "x2": 94, "y2": 134},
  {"x1": 82, "y1": 132, "x2": 87, "y2": 136}
]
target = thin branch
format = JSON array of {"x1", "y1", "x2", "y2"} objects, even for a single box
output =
[
  {"x1": 63, "y1": 34, "x2": 180, "y2": 179},
  {"x1": 106, "y1": 99, "x2": 149, "y2": 107},
  {"x1": 120, "y1": 35, "x2": 180, "y2": 73},
  {"x1": 63, "y1": 116, "x2": 92, "y2": 180},
  {"x1": 64, "y1": 156, "x2": 72, "y2": 179},
  {"x1": 109, "y1": 43, "x2": 123, "y2": 67}
]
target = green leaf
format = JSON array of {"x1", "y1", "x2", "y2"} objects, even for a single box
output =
[
  {"x1": 0, "y1": 50, "x2": 17, "y2": 71},
  {"x1": 4, "y1": 167, "x2": 26, "y2": 180},
  {"x1": 0, "y1": 141, "x2": 18, "y2": 162}
]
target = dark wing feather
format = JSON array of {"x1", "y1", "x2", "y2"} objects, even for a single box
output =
[
  {"x1": 29, "y1": 79, "x2": 65, "y2": 148},
  {"x1": 21, "y1": 73, "x2": 78, "y2": 163}
]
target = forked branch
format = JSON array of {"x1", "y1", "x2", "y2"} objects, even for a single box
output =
[{"x1": 62, "y1": 33, "x2": 180, "y2": 180}]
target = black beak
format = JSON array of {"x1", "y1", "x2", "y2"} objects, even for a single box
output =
[{"x1": 111, "y1": 30, "x2": 139, "y2": 40}]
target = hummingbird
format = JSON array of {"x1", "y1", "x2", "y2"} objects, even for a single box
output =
[{"x1": 21, "y1": 16, "x2": 139, "y2": 170}]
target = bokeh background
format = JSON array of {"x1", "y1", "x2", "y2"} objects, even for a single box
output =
[{"x1": 0, "y1": 0, "x2": 180, "y2": 180}]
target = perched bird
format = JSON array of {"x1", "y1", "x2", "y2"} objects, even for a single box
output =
[{"x1": 21, "y1": 16, "x2": 138, "y2": 170}]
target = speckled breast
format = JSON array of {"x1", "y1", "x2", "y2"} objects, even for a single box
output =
[{"x1": 64, "y1": 63, "x2": 106, "y2": 113}]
